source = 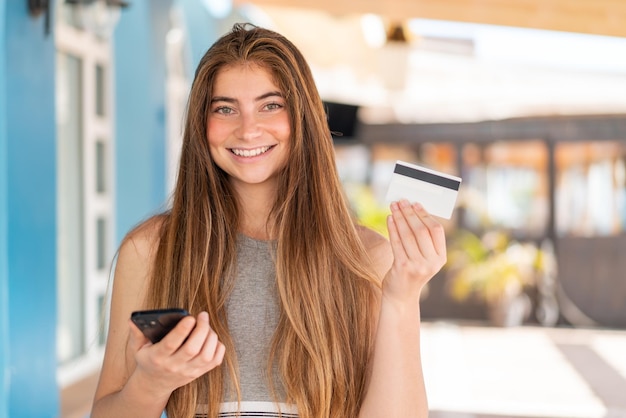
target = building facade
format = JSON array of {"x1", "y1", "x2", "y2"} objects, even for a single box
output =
[{"x1": 0, "y1": 0, "x2": 230, "y2": 416}]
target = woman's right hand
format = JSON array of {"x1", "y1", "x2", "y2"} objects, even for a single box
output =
[{"x1": 128, "y1": 311, "x2": 226, "y2": 399}]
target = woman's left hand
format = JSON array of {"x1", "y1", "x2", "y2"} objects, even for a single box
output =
[{"x1": 384, "y1": 199, "x2": 447, "y2": 307}]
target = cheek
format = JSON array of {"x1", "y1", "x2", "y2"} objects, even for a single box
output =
[
  {"x1": 206, "y1": 120, "x2": 229, "y2": 147},
  {"x1": 279, "y1": 126, "x2": 291, "y2": 144},
  {"x1": 276, "y1": 116, "x2": 292, "y2": 143}
]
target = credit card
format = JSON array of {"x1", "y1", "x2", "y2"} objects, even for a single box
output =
[{"x1": 385, "y1": 160, "x2": 462, "y2": 219}]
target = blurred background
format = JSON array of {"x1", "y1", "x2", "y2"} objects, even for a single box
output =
[{"x1": 1, "y1": 0, "x2": 625, "y2": 417}]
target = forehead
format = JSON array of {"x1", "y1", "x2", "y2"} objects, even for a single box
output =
[{"x1": 212, "y1": 62, "x2": 281, "y2": 94}]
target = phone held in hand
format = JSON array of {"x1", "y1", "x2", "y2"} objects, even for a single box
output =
[{"x1": 130, "y1": 308, "x2": 190, "y2": 343}]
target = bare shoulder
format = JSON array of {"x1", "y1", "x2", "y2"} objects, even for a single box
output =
[
  {"x1": 112, "y1": 215, "x2": 166, "y2": 309},
  {"x1": 356, "y1": 225, "x2": 393, "y2": 281},
  {"x1": 119, "y1": 215, "x2": 165, "y2": 265},
  {"x1": 356, "y1": 224, "x2": 389, "y2": 253},
  {"x1": 113, "y1": 214, "x2": 166, "y2": 311}
]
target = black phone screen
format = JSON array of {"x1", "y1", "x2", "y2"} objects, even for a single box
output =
[{"x1": 130, "y1": 308, "x2": 190, "y2": 343}]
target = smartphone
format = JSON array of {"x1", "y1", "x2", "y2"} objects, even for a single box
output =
[{"x1": 130, "y1": 308, "x2": 190, "y2": 343}]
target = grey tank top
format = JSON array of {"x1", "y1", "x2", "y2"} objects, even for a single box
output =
[
  {"x1": 196, "y1": 235, "x2": 298, "y2": 416},
  {"x1": 223, "y1": 234, "x2": 282, "y2": 402}
]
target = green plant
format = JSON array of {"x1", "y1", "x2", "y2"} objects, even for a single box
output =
[
  {"x1": 446, "y1": 229, "x2": 545, "y2": 306},
  {"x1": 348, "y1": 184, "x2": 390, "y2": 238}
]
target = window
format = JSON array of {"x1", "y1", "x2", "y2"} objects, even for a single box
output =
[
  {"x1": 95, "y1": 64, "x2": 106, "y2": 117},
  {"x1": 95, "y1": 140, "x2": 107, "y2": 193},
  {"x1": 462, "y1": 141, "x2": 549, "y2": 237},
  {"x1": 56, "y1": 52, "x2": 86, "y2": 364},
  {"x1": 555, "y1": 141, "x2": 626, "y2": 237}
]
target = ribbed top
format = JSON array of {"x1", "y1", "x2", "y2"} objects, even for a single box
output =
[{"x1": 224, "y1": 234, "x2": 283, "y2": 402}]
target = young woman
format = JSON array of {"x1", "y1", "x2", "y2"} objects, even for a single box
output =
[{"x1": 91, "y1": 23, "x2": 446, "y2": 418}]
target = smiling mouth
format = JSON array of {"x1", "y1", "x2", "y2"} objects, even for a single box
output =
[{"x1": 230, "y1": 145, "x2": 274, "y2": 157}]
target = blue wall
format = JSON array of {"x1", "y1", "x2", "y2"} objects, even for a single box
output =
[
  {"x1": 0, "y1": 1, "x2": 8, "y2": 417},
  {"x1": 177, "y1": 0, "x2": 222, "y2": 78},
  {"x1": 114, "y1": 0, "x2": 173, "y2": 242},
  {"x1": 0, "y1": 2, "x2": 58, "y2": 417},
  {"x1": 0, "y1": 1, "x2": 226, "y2": 416}
]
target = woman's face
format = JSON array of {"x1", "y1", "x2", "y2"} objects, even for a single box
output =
[{"x1": 207, "y1": 63, "x2": 291, "y2": 191}]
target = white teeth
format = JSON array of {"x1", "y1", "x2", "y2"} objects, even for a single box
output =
[{"x1": 231, "y1": 146, "x2": 271, "y2": 157}]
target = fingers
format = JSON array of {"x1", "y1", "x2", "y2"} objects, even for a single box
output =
[
  {"x1": 390, "y1": 200, "x2": 442, "y2": 259},
  {"x1": 388, "y1": 199, "x2": 447, "y2": 277},
  {"x1": 173, "y1": 312, "x2": 225, "y2": 369},
  {"x1": 409, "y1": 202, "x2": 447, "y2": 257},
  {"x1": 141, "y1": 311, "x2": 224, "y2": 362},
  {"x1": 387, "y1": 205, "x2": 407, "y2": 262},
  {"x1": 128, "y1": 318, "x2": 150, "y2": 351},
  {"x1": 132, "y1": 311, "x2": 224, "y2": 388},
  {"x1": 156, "y1": 315, "x2": 197, "y2": 354},
  {"x1": 142, "y1": 312, "x2": 224, "y2": 381}
]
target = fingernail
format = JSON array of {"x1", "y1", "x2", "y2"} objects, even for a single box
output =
[
  {"x1": 400, "y1": 199, "x2": 410, "y2": 208},
  {"x1": 390, "y1": 201, "x2": 399, "y2": 211},
  {"x1": 199, "y1": 311, "x2": 209, "y2": 321}
]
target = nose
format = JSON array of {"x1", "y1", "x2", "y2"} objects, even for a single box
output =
[{"x1": 236, "y1": 111, "x2": 262, "y2": 142}]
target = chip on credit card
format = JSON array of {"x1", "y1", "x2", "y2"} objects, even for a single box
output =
[{"x1": 385, "y1": 160, "x2": 462, "y2": 219}]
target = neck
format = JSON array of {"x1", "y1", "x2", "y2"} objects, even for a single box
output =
[{"x1": 232, "y1": 181, "x2": 277, "y2": 240}]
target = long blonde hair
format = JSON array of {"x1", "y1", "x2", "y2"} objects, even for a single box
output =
[{"x1": 146, "y1": 23, "x2": 380, "y2": 418}]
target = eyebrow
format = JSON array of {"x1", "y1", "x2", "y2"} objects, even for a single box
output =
[{"x1": 210, "y1": 91, "x2": 284, "y2": 104}]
